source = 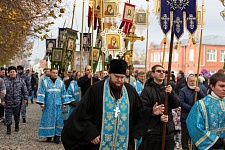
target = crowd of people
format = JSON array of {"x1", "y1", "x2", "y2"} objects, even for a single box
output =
[{"x1": 0, "y1": 60, "x2": 225, "y2": 150}]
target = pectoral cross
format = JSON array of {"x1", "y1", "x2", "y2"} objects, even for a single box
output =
[{"x1": 114, "y1": 106, "x2": 120, "y2": 118}]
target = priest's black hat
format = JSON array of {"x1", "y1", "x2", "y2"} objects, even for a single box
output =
[
  {"x1": 8, "y1": 66, "x2": 17, "y2": 73},
  {"x1": 17, "y1": 65, "x2": 24, "y2": 70},
  {"x1": 109, "y1": 59, "x2": 127, "y2": 75}
]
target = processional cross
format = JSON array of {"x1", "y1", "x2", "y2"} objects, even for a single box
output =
[{"x1": 124, "y1": 25, "x2": 145, "y2": 73}]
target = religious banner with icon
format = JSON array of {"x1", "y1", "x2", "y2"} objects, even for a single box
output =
[
  {"x1": 101, "y1": 26, "x2": 127, "y2": 61},
  {"x1": 88, "y1": 0, "x2": 101, "y2": 30},
  {"x1": 80, "y1": 33, "x2": 92, "y2": 51},
  {"x1": 135, "y1": 12, "x2": 147, "y2": 25},
  {"x1": 58, "y1": 28, "x2": 66, "y2": 48},
  {"x1": 119, "y1": 3, "x2": 135, "y2": 34},
  {"x1": 45, "y1": 39, "x2": 56, "y2": 61},
  {"x1": 103, "y1": 1, "x2": 117, "y2": 18},
  {"x1": 160, "y1": 0, "x2": 197, "y2": 40},
  {"x1": 51, "y1": 48, "x2": 64, "y2": 69},
  {"x1": 90, "y1": 47, "x2": 101, "y2": 73},
  {"x1": 135, "y1": 6, "x2": 149, "y2": 35},
  {"x1": 62, "y1": 28, "x2": 78, "y2": 71},
  {"x1": 73, "y1": 51, "x2": 90, "y2": 71}
]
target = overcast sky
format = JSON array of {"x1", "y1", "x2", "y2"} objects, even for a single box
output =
[{"x1": 30, "y1": 0, "x2": 225, "y2": 61}]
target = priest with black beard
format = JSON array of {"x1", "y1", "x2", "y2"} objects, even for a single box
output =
[{"x1": 62, "y1": 59, "x2": 147, "y2": 150}]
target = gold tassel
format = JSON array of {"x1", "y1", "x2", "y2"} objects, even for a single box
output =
[
  {"x1": 163, "y1": 37, "x2": 167, "y2": 44},
  {"x1": 174, "y1": 42, "x2": 178, "y2": 49},
  {"x1": 192, "y1": 37, "x2": 196, "y2": 45}
]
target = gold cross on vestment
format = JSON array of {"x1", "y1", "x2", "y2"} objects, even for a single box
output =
[{"x1": 124, "y1": 25, "x2": 145, "y2": 74}]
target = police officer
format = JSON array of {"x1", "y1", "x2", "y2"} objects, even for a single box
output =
[
  {"x1": 17, "y1": 65, "x2": 31, "y2": 123},
  {"x1": 1, "y1": 66, "x2": 28, "y2": 134}
]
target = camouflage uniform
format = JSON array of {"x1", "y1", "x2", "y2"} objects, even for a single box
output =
[
  {"x1": 17, "y1": 73, "x2": 31, "y2": 122},
  {"x1": 2, "y1": 76, "x2": 28, "y2": 125}
]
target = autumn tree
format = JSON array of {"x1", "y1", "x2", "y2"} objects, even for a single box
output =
[{"x1": 0, "y1": 0, "x2": 65, "y2": 66}]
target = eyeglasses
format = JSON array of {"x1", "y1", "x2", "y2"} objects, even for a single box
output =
[
  {"x1": 68, "y1": 72, "x2": 72, "y2": 73},
  {"x1": 155, "y1": 70, "x2": 165, "y2": 73}
]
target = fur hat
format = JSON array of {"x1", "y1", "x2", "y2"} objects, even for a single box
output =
[
  {"x1": 17, "y1": 65, "x2": 24, "y2": 70},
  {"x1": 8, "y1": 66, "x2": 17, "y2": 73}
]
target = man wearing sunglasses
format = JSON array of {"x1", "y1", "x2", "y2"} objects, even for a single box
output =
[
  {"x1": 138, "y1": 64, "x2": 180, "y2": 150},
  {"x1": 62, "y1": 59, "x2": 145, "y2": 150}
]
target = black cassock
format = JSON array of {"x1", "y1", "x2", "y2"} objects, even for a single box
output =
[{"x1": 61, "y1": 80, "x2": 145, "y2": 150}]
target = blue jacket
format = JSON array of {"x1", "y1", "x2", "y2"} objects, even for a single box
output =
[
  {"x1": 2, "y1": 76, "x2": 28, "y2": 108},
  {"x1": 17, "y1": 73, "x2": 31, "y2": 92},
  {"x1": 179, "y1": 85, "x2": 206, "y2": 123}
]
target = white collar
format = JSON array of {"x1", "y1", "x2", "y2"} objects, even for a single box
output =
[{"x1": 211, "y1": 91, "x2": 224, "y2": 100}]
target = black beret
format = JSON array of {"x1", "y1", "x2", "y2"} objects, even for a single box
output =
[
  {"x1": 109, "y1": 59, "x2": 128, "y2": 75},
  {"x1": 8, "y1": 66, "x2": 17, "y2": 73},
  {"x1": 17, "y1": 65, "x2": 24, "y2": 70}
]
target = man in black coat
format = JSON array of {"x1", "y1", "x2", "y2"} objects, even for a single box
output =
[
  {"x1": 138, "y1": 64, "x2": 180, "y2": 150},
  {"x1": 77, "y1": 65, "x2": 99, "y2": 97}
]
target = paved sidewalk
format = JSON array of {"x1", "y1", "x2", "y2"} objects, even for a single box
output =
[{"x1": 0, "y1": 100, "x2": 64, "y2": 150}]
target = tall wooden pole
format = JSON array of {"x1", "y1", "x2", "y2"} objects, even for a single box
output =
[
  {"x1": 161, "y1": 25, "x2": 174, "y2": 150},
  {"x1": 161, "y1": 37, "x2": 167, "y2": 66},
  {"x1": 190, "y1": 1, "x2": 204, "y2": 149},
  {"x1": 100, "y1": 0, "x2": 105, "y2": 78},
  {"x1": 91, "y1": 1, "x2": 95, "y2": 85},
  {"x1": 71, "y1": 0, "x2": 76, "y2": 29},
  {"x1": 80, "y1": 0, "x2": 85, "y2": 72},
  {"x1": 144, "y1": 2, "x2": 150, "y2": 81}
]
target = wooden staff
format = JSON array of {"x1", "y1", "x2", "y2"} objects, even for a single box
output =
[
  {"x1": 161, "y1": 37, "x2": 167, "y2": 67},
  {"x1": 90, "y1": 1, "x2": 95, "y2": 85},
  {"x1": 71, "y1": 0, "x2": 76, "y2": 29},
  {"x1": 80, "y1": 0, "x2": 85, "y2": 73},
  {"x1": 190, "y1": 1, "x2": 204, "y2": 150},
  {"x1": 144, "y1": 2, "x2": 150, "y2": 82},
  {"x1": 161, "y1": 25, "x2": 174, "y2": 150},
  {"x1": 100, "y1": 0, "x2": 105, "y2": 78}
]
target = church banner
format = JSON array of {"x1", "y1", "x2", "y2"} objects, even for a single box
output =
[
  {"x1": 62, "y1": 28, "x2": 78, "y2": 71},
  {"x1": 58, "y1": 28, "x2": 66, "y2": 48},
  {"x1": 160, "y1": 0, "x2": 171, "y2": 35},
  {"x1": 186, "y1": 0, "x2": 197, "y2": 34},
  {"x1": 119, "y1": 3, "x2": 135, "y2": 34},
  {"x1": 90, "y1": 47, "x2": 101, "y2": 73},
  {"x1": 51, "y1": 48, "x2": 64, "y2": 69},
  {"x1": 88, "y1": 0, "x2": 101, "y2": 30},
  {"x1": 160, "y1": 0, "x2": 197, "y2": 40},
  {"x1": 80, "y1": 33, "x2": 92, "y2": 51},
  {"x1": 45, "y1": 39, "x2": 56, "y2": 61}
]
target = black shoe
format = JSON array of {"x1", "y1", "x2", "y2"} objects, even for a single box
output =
[
  {"x1": 23, "y1": 118, "x2": 26, "y2": 123},
  {"x1": 54, "y1": 136, "x2": 61, "y2": 144},
  {"x1": 15, "y1": 122, "x2": 19, "y2": 132},
  {"x1": 7, "y1": 125, "x2": 11, "y2": 135},
  {"x1": 31, "y1": 99, "x2": 34, "y2": 104},
  {"x1": 46, "y1": 137, "x2": 52, "y2": 142}
]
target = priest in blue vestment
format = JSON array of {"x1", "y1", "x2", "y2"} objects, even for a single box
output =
[
  {"x1": 36, "y1": 68, "x2": 70, "y2": 143},
  {"x1": 186, "y1": 72, "x2": 225, "y2": 150},
  {"x1": 67, "y1": 80, "x2": 81, "y2": 116},
  {"x1": 62, "y1": 59, "x2": 148, "y2": 150}
]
